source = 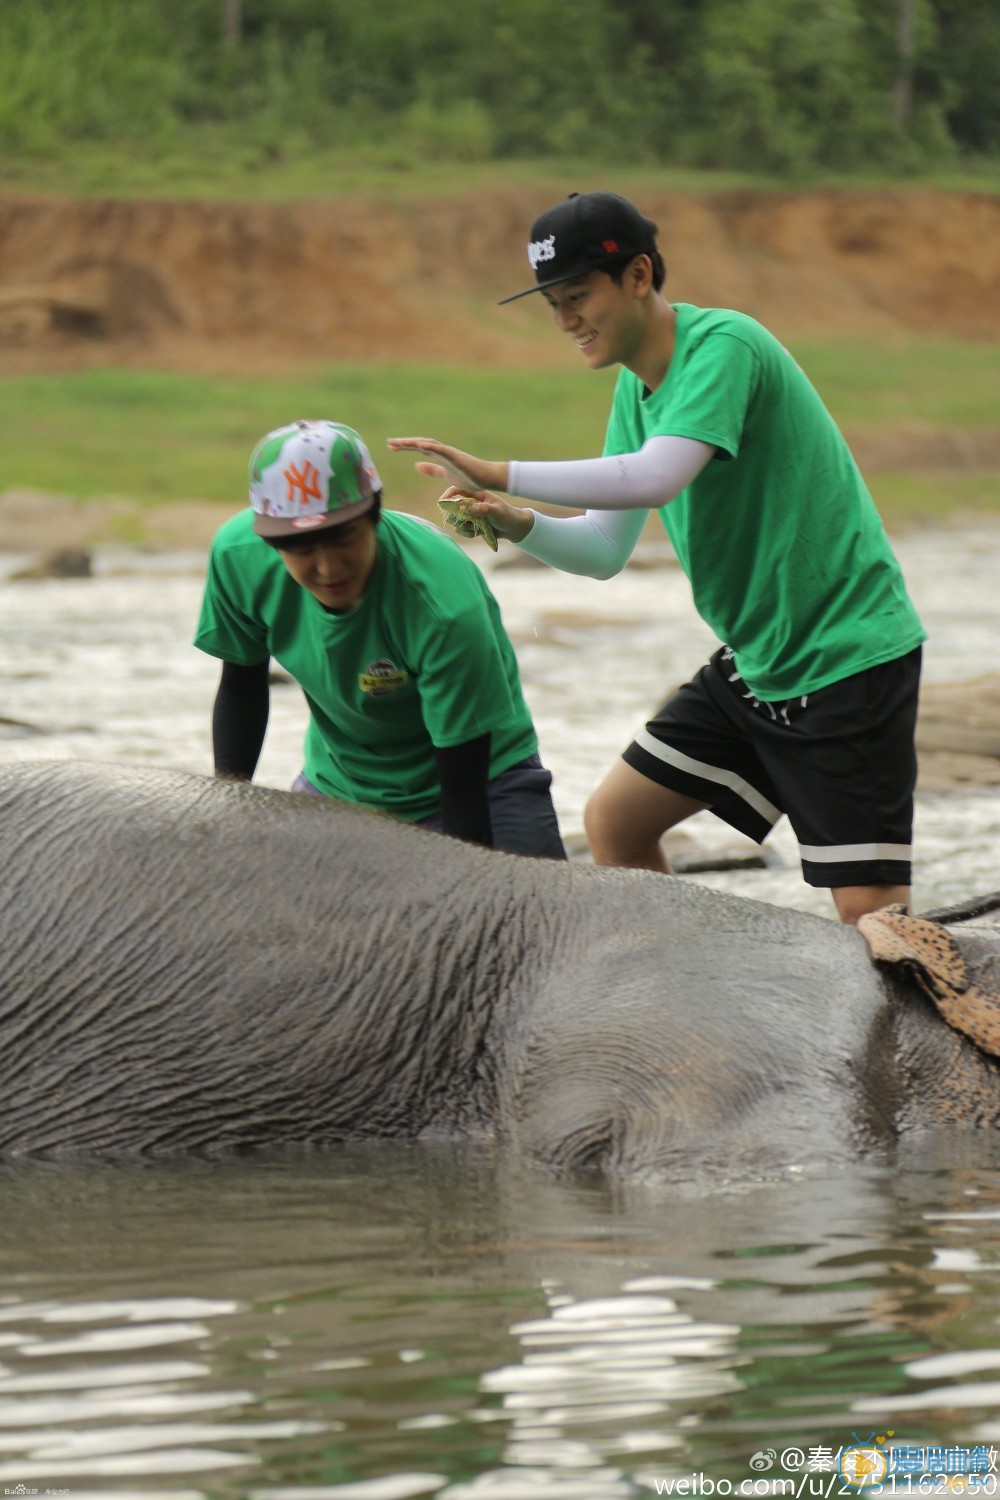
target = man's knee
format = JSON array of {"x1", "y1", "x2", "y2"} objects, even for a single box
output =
[
  {"x1": 582, "y1": 782, "x2": 616, "y2": 845},
  {"x1": 582, "y1": 779, "x2": 654, "y2": 865},
  {"x1": 832, "y1": 884, "x2": 911, "y2": 926},
  {"x1": 584, "y1": 769, "x2": 707, "y2": 871}
]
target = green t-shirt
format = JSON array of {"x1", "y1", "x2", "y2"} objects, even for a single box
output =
[
  {"x1": 194, "y1": 509, "x2": 538, "y2": 819},
  {"x1": 604, "y1": 303, "x2": 926, "y2": 699}
]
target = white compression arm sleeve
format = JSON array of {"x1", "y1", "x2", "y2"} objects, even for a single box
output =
[
  {"x1": 516, "y1": 507, "x2": 649, "y2": 579},
  {"x1": 508, "y1": 434, "x2": 715, "y2": 511}
]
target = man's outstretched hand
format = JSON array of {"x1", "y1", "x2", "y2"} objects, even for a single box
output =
[
  {"x1": 386, "y1": 437, "x2": 509, "y2": 494},
  {"x1": 437, "y1": 486, "x2": 535, "y2": 545}
]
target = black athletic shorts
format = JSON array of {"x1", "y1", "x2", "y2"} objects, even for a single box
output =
[{"x1": 622, "y1": 645, "x2": 922, "y2": 889}]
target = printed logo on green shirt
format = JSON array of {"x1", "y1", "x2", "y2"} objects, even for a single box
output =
[{"x1": 358, "y1": 658, "x2": 409, "y2": 696}]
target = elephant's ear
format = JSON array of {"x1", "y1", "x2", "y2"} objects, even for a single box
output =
[{"x1": 858, "y1": 909, "x2": 1000, "y2": 1059}]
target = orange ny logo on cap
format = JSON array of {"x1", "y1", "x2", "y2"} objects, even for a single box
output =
[{"x1": 284, "y1": 460, "x2": 322, "y2": 505}]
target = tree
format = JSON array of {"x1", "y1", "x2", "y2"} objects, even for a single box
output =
[
  {"x1": 893, "y1": 0, "x2": 915, "y2": 131},
  {"x1": 223, "y1": 0, "x2": 241, "y2": 47}
]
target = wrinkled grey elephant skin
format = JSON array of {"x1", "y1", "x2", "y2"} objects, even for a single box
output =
[{"x1": 2, "y1": 761, "x2": 999, "y2": 1185}]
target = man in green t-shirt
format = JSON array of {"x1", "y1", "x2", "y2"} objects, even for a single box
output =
[
  {"x1": 388, "y1": 192, "x2": 926, "y2": 923},
  {"x1": 194, "y1": 418, "x2": 565, "y2": 858}
]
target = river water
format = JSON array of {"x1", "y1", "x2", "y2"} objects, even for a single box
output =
[{"x1": 1, "y1": 521, "x2": 999, "y2": 1497}]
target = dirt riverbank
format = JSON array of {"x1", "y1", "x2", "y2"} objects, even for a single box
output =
[{"x1": 1, "y1": 186, "x2": 998, "y2": 373}]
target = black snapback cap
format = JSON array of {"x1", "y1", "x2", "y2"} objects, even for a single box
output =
[{"x1": 498, "y1": 191, "x2": 659, "y2": 305}]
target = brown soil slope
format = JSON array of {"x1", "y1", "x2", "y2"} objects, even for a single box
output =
[{"x1": 1, "y1": 187, "x2": 998, "y2": 371}]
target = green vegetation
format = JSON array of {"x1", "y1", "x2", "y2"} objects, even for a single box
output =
[
  {"x1": 0, "y1": 4, "x2": 993, "y2": 548},
  {"x1": 1, "y1": 0, "x2": 995, "y2": 532},
  {"x1": 2, "y1": 341, "x2": 996, "y2": 527},
  {"x1": 1, "y1": 0, "x2": 998, "y2": 194},
  {"x1": 0, "y1": 364, "x2": 612, "y2": 509},
  {"x1": 870, "y1": 472, "x2": 1000, "y2": 527},
  {"x1": 3, "y1": 145, "x2": 998, "y2": 204},
  {"x1": 792, "y1": 339, "x2": 1000, "y2": 427}
]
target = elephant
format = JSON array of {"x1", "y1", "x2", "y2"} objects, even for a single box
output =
[{"x1": 2, "y1": 758, "x2": 999, "y2": 1185}]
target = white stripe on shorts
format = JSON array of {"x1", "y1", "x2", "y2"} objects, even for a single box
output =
[
  {"x1": 798, "y1": 841, "x2": 912, "y2": 863},
  {"x1": 634, "y1": 728, "x2": 782, "y2": 826}
]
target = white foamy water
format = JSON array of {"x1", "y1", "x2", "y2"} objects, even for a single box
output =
[{"x1": 1, "y1": 517, "x2": 998, "y2": 916}]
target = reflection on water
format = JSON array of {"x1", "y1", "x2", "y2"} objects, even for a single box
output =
[
  {"x1": 1, "y1": 522, "x2": 1000, "y2": 1493},
  {"x1": 1, "y1": 1148, "x2": 1000, "y2": 1494}
]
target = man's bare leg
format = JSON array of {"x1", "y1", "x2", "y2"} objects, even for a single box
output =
[
  {"x1": 584, "y1": 759, "x2": 708, "y2": 872},
  {"x1": 832, "y1": 884, "x2": 911, "y2": 926}
]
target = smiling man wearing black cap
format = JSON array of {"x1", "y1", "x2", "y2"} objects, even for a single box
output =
[
  {"x1": 388, "y1": 190, "x2": 926, "y2": 925},
  {"x1": 502, "y1": 192, "x2": 660, "y2": 304}
]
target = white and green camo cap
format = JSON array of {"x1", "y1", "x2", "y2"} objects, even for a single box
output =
[{"x1": 249, "y1": 419, "x2": 383, "y2": 537}]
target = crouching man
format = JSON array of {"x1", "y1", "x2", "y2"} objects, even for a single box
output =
[{"x1": 194, "y1": 418, "x2": 566, "y2": 857}]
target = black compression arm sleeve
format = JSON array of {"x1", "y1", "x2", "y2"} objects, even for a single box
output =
[
  {"x1": 212, "y1": 658, "x2": 270, "y2": 780},
  {"x1": 433, "y1": 733, "x2": 493, "y2": 848}
]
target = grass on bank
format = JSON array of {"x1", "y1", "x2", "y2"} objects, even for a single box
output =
[
  {"x1": 869, "y1": 471, "x2": 1000, "y2": 528},
  {"x1": 793, "y1": 339, "x2": 1000, "y2": 428},
  {"x1": 1, "y1": 337, "x2": 997, "y2": 528},
  {"x1": 0, "y1": 364, "x2": 612, "y2": 511},
  {"x1": 2, "y1": 143, "x2": 999, "y2": 203}
]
